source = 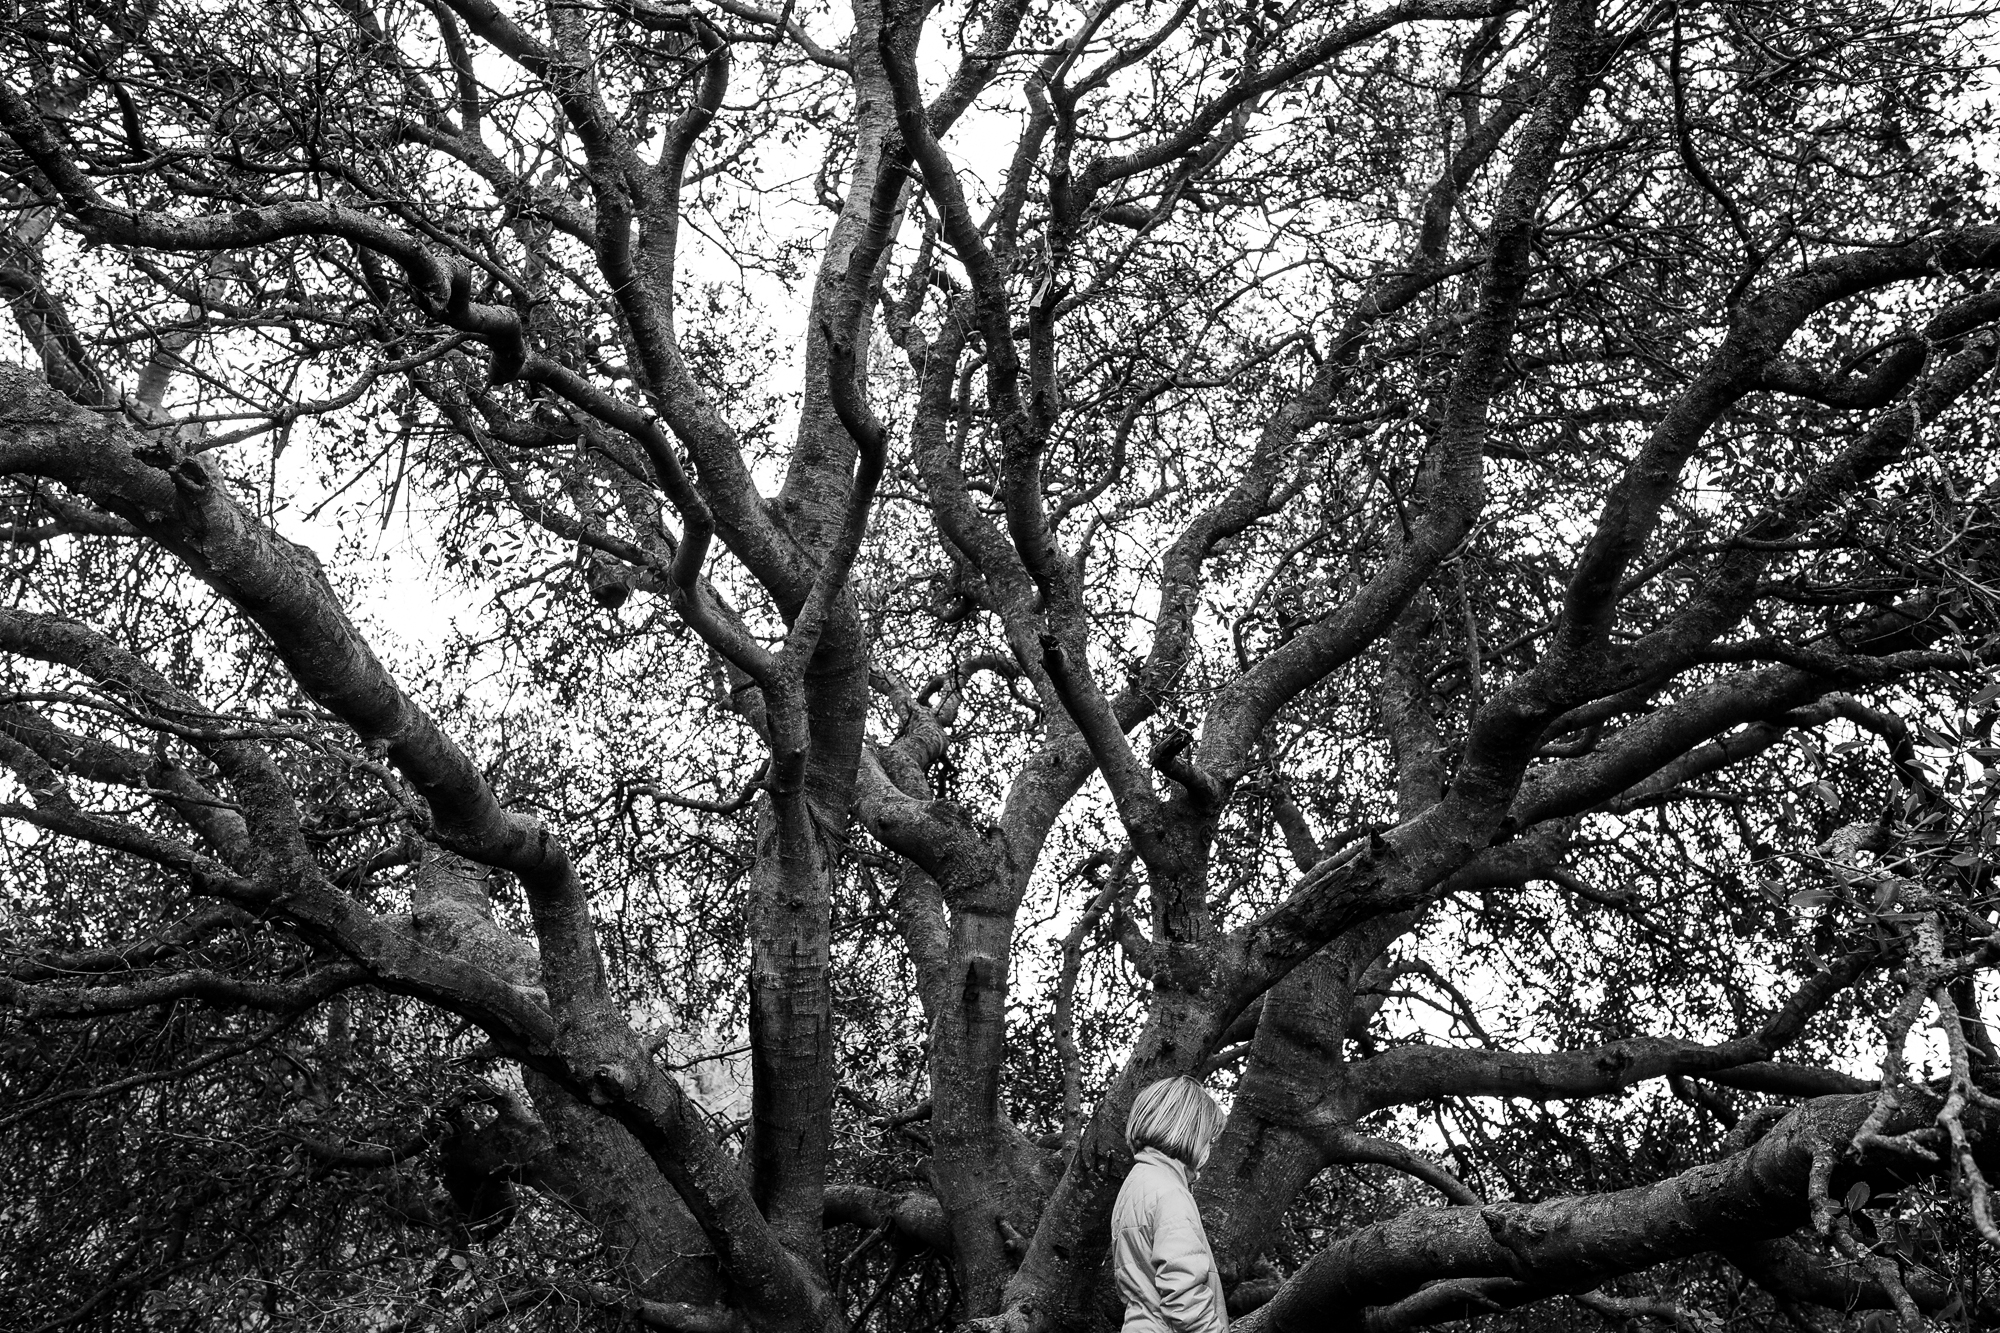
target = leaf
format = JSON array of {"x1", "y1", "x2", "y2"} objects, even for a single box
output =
[
  {"x1": 1789, "y1": 889, "x2": 1833, "y2": 914},
  {"x1": 1812, "y1": 781, "x2": 1840, "y2": 808},
  {"x1": 1845, "y1": 1180, "x2": 1871, "y2": 1212}
]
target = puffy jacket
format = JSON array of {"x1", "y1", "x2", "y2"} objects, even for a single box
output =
[{"x1": 1110, "y1": 1147, "x2": 1229, "y2": 1333}]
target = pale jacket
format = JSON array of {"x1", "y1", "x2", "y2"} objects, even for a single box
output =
[{"x1": 1111, "y1": 1146, "x2": 1229, "y2": 1333}]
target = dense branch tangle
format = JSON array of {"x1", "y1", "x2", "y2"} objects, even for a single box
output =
[{"x1": 3, "y1": 0, "x2": 2000, "y2": 1329}]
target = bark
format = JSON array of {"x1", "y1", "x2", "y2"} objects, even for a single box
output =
[
  {"x1": 743, "y1": 785, "x2": 844, "y2": 1264},
  {"x1": 924, "y1": 870, "x2": 1062, "y2": 1315},
  {"x1": 1203, "y1": 600, "x2": 1481, "y2": 1276}
]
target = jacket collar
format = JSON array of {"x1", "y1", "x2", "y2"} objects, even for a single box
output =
[{"x1": 1134, "y1": 1145, "x2": 1191, "y2": 1185}]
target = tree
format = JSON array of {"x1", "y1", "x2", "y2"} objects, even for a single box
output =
[{"x1": 5, "y1": 0, "x2": 2000, "y2": 1326}]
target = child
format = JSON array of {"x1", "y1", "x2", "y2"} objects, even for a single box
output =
[{"x1": 1110, "y1": 1076, "x2": 1230, "y2": 1332}]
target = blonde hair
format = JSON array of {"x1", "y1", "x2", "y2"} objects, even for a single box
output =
[{"x1": 1125, "y1": 1076, "x2": 1226, "y2": 1167}]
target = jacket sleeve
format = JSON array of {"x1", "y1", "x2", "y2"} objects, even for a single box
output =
[{"x1": 1150, "y1": 1204, "x2": 1227, "y2": 1333}]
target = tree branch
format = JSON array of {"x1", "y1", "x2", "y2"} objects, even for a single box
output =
[
  {"x1": 1348, "y1": 942, "x2": 1882, "y2": 1111},
  {"x1": 1236, "y1": 1084, "x2": 1976, "y2": 1332}
]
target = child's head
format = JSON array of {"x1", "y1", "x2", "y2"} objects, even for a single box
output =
[{"x1": 1125, "y1": 1075, "x2": 1227, "y2": 1168}]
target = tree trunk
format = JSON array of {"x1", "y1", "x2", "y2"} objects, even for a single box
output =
[{"x1": 412, "y1": 850, "x2": 720, "y2": 1303}]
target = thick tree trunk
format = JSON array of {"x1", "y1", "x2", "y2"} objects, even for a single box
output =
[
  {"x1": 1199, "y1": 916, "x2": 1410, "y2": 1276},
  {"x1": 737, "y1": 0, "x2": 916, "y2": 1267},
  {"x1": 744, "y1": 784, "x2": 840, "y2": 1264},
  {"x1": 926, "y1": 887, "x2": 1027, "y2": 1314},
  {"x1": 519, "y1": 1071, "x2": 725, "y2": 1304},
  {"x1": 927, "y1": 887, "x2": 1064, "y2": 1317},
  {"x1": 744, "y1": 614, "x2": 867, "y2": 1264},
  {"x1": 998, "y1": 986, "x2": 1229, "y2": 1326},
  {"x1": 777, "y1": 0, "x2": 912, "y2": 556},
  {"x1": 411, "y1": 851, "x2": 720, "y2": 1303},
  {"x1": 1205, "y1": 602, "x2": 1443, "y2": 1277}
]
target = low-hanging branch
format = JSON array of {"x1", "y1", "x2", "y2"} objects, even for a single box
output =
[{"x1": 1238, "y1": 1083, "x2": 1983, "y2": 1332}]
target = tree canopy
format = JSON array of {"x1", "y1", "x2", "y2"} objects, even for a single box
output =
[{"x1": 5, "y1": 0, "x2": 2000, "y2": 1328}]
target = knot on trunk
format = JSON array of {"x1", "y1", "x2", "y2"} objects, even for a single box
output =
[{"x1": 589, "y1": 1061, "x2": 640, "y2": 1104}]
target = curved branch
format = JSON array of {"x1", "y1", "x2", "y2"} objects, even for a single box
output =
[
  {"x1": 1319, "y1": 1129, "x2": 1484, "y2": 1206},
  {"x1": 1236, "y1": 1084, "x2": 1973, "y2": 1332},
  {"x1": 1347, "y1": 942, "x2": 1882, "y2": 1111},
  {"x1": 0, "y1": 962, "x2": 366, "y2": 1018},
  {"x1": 0, "y1": 700, "x2": 252, "y2": 862}
]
